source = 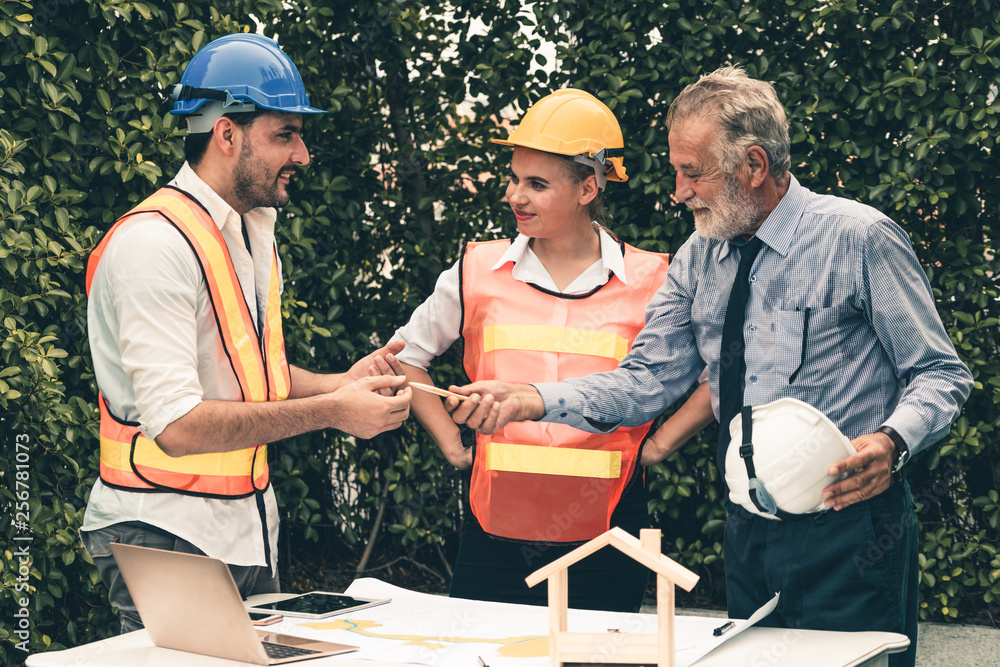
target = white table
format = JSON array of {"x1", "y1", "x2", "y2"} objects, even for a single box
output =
[
  {"x1": 25, "y1": 576, "x2": 908, "y2": 667},
  {"x1": 25, "y1": 622, "x2": 908, "y2": 667}
]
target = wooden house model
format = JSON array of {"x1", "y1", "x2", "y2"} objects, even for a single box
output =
[{"x1": 525, "y1": 527, "x2": 699, "y2": 667}]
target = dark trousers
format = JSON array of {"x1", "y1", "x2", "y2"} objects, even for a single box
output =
[
  {"x1": 449, "y1": 474, "x2": 650, "y2": 612},
  {"x1": 724, "y1": 479, "x2": 918, "y2": 667},
  {"x1": 81, "y1": 521, "x2": 279, "y2": 635}
]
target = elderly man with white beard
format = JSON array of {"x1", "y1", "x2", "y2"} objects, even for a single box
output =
[{"x1": 444, "y1": 66, "x2": 972, "y2": 667}]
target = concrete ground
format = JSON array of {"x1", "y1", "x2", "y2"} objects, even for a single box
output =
[
  {"x1": 662, "y1": 606, "x2": 1000, "y2": 666},
  {"x1": 914, "y1": 622, "x2": 1000, "y2": 666}
]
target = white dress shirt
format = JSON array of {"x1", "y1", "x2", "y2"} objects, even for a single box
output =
[
  {"x1": 82, "y1": 162, "x2": 279, "y2": 569},
  {"x1": 391, "y1": 231, "x2": 627, "y2": 369}
]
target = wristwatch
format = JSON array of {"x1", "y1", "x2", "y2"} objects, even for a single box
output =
[{"x1": 877, "y1": 425, "x2": 909, "y2": 472}]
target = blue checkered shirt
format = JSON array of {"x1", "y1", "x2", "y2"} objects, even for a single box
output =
[{"x1": 534, "y1": 176, "x2": 973, "y2": 459}]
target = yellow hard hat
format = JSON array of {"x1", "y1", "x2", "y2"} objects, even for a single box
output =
[{"x1": 492, "y1": 89, "x2": 627, "y2": 183}]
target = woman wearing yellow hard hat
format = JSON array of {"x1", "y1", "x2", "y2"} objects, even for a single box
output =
[{"x1": 389, "y1": 89, "x2": 712, "y2": 611}]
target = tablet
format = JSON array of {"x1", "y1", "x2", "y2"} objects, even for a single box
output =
[{"x1": 247, "y1": 592, "x2": 390, "y2": 619}]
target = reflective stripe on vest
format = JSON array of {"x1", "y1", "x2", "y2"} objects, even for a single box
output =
[
  {"x1": 97, "y1": 395, "x2": 269, "y2": 496},
  {"x1": 86, "y1": 186, "x2": 289, "y2": 497},
  {"x1": 482, "y1": 324, "x2": 630, "y2": 361},
  {"x1": 461, "y1": 239, "x2": 670, "y2": 542}
]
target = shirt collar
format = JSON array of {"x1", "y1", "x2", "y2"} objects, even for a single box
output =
[
  {"x1": 170, "y1": 162, "x2": 278, "y2": 233},
  {"x1": 717, "y1": 174, "x2": 806, "y2": 261},
  {"x1": 489, "y1": 229, "x2": 627, "y2": 284}
]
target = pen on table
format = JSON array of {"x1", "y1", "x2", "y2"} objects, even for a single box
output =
[
  {"x1": 713, "y1": 621, "x2": 735, "y2": 637},
  {"x1": 478, "y1": 656, "x2": 489, "y2": 667}
]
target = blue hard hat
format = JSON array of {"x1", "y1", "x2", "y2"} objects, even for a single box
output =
[{"x1": 170, "y1": 33, "x2": 326, "y2": 116}]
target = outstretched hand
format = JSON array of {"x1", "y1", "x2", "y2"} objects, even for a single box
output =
[
  {"x1": 822, "y1": 431, "x2": 896, "y2": 510},
  {"x1": 443, "y1": 381, "x2": 544, "y2": 434},
  {"x1": 346, "y1": 340, "x2": 406, "y2": 396},
  {"x1": 333, "y1": 375, "x2": 411, "y2": 439}
]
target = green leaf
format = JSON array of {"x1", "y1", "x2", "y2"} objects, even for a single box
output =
[
  {"x1": 191, "y1": 30, "x2": 207, "y2": 53},
  {"x1": 37, "y1": 58, "x2": 56, "y2": 77},
  {"x1": 970, "y1": 28, "x2": 984, "y2": 49}
]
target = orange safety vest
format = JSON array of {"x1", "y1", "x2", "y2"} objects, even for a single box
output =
[
  {"x1": 85, "y1": 186, "x2": 290, "y2": 498},
  {"x1": 461, "y1": 239, "x2": 670, "y2": 542}
]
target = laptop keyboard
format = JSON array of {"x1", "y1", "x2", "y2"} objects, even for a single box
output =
[{"x1": 262, "y1": 641, "x2": 322, "y2": 659}]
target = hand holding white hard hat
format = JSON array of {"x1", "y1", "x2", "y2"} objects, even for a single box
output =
[{"x1": 725, "y1": 397, "x2": 857, "y2": 519}]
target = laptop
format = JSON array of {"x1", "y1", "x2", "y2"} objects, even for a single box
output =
[{"x1": 110, "y1": 543, "x2": 359, "y2": 664}]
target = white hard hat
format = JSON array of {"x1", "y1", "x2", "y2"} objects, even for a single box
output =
[{"x1": 725, "y1": 397, "x2": 857, "y2": 519}]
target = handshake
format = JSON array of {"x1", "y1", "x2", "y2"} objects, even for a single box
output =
[{"x1": 343, "y1": 341, "x2": 541, "y2": 440}]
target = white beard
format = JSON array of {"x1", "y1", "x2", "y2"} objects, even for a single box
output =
[{"x1": 689, "y1": 174, "x2": 763, "y2": 240}]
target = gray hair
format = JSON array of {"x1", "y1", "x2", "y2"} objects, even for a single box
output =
[{"x1": 666, "y1": 66, "x2": 790, "y2": 181}]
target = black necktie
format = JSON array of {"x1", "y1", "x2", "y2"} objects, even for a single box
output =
[
  {"x1": 239, "y1": 217, "x2": 262, "y2": 337},
  {"x1": 240, "y1": 217, "x2": 253, "y2": 263},
  {"x1": 717, "y1": 236, "x2": 763, "y2": 474}
]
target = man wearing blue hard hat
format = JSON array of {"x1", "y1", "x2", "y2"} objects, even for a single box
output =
[{"x1": 81, "y1": 33, "x2": 412, "y2": 634}]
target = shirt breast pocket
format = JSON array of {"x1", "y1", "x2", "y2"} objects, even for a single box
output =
[{"x1": 775, "y1": 304, "x2": 852, "y2": 385}]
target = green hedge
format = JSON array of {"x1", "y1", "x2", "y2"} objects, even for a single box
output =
[{"x1": 1, "y1": 0, "x2": 998, "y2": 661}]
